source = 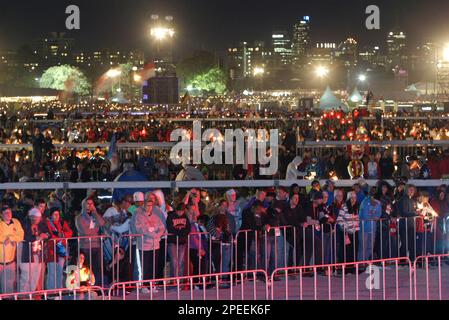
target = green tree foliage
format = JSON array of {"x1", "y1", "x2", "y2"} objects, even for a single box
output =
[
  {"x1": 189, "y1": 67, "x2": 227, "y2": 95},
  {"x1": 40, "y1": 65, "x2": 91, "y2": 95}
]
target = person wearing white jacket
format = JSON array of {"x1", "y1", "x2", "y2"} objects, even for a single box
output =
[{"x1": 285, "y1": 156, "x2": 306, "y2": 180}]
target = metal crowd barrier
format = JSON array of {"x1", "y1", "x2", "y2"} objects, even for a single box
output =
[
  {"x1": 0, "y1": 286, "x2": 105, "y2": 300},
  {"x1": 270, "y1": 257, "x2": 413, "y2": 300},
  {"x1": 107, "y1": 269, "x2": 269, "y2": 300},
  {"x1": 413, "y1": 253, "x2": 449, "y2": 300},
  {"x1": 1, "y1": 179, "x2": 449, "y2": 190},
  {"x1": 1, "y1": 215, "x2": 449, "y2": 299}
]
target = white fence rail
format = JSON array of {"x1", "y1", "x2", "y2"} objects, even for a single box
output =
[
  {"x1": 0, "y1": 139, "x2": 447, "y2": 151},
  {"x1": 0, "y1": 179, "x2": 447, "y2": 190}
]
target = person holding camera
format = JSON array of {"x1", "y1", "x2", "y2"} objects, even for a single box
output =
[
  {"x1": 45, "y1": 208, "x2": 73, "y2": 290},
  {"x1": 75, "y1": 197, "x2": 106, "y2": 288}
]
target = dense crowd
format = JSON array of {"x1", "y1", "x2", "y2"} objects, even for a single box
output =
[{"x1": 1, "y1": 180, "x2": 449, "y2": 295}]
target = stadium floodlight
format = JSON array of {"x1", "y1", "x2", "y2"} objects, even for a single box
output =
[
  {"x1": 151, "y1": 27, "x2": 175, "y2": 40},
  {"x1": 315, "y1": 66, "x2": 329, "y2": 78},
  {"x1": 253, "y1": 66, "x2": 265, "y2": 77},
  {"x1": 443, "y1": 44, "x2": 449, "y2": 62}
]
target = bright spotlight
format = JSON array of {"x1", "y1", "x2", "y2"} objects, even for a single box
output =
[
  {"x1": 443, "y1": 45, "x2": 449, "y2": 62},
  {"x1": 253, "y1": 66, "x2": 265, "y2": 76},
  {"x1": 315, "y1": 66, "x2": 329, "y2": 78},
  {"x1": 151, "y1": 27, "x2": 175, "y2": 40},
  {"x1": 358, "y1": 74, "x2": 367, "y2": 82}
]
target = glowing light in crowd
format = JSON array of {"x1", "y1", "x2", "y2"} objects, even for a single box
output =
[
  {"x1": 358, "y1": 74, "x2": 367, "y2": 82},
  {"x1": 106, "y1": 69, "x2": 122, "y2": 78}
]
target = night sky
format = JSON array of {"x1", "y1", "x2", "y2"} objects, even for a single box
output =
[{"x1": 1, "y1": 0, "x2": 449, "y2": 57}]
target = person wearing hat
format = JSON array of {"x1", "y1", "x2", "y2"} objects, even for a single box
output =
[
  {"x1": 19, "y1": 207, "x2": 50, "y2": 293},
  {"x1": 129, "y1": 192, "x2": 165, "y2": 293},
  {"x1": 45, "y1": 207, "x2": 73, "y2": 290},
  {"x1": 358, "y1": 187, "x2": 382, "y2": 262},
  {"x1": 129, "y1": 192, "x2": 145, "y2": 215},
  {"x1": 0, "y1": 205, "x2": 24, "y2": 294}
]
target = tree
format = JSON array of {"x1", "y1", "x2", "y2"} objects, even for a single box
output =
[
  {"x1": 177, "y1": 51, "x2": 219, "y2": 89},
  {"x1": 40, "y1": 65, "x2": 91, "y2": 95},
  {"x1": 189, "y1": 67, "x2": 227, "y2": 95}
]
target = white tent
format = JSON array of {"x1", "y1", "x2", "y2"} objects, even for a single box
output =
[
  {"x1": 349, "y1": 87, "x2": 363, "y2": 103},
  {"x1": 319, "y1": 86, "x2": 349, "y2": 112},
  {"x1": 406, "y1": 82, "x2": 440, "y2": 96}
]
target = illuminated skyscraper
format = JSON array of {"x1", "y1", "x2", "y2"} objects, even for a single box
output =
[
  {"x1": 292, "y1": 16, "x2": 311, "y2": 66},
  {"x1": 272, "y1": 31, "x2": 292, "y2": 67},
  {"x1": 386, "y1": 27, "x2": 407, "y2": 68}
]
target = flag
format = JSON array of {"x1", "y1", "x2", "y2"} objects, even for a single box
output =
[
  {"x1": 107, "y1": 133, "x2": 119, "y2": 172},
  {"x1": 137, "y1": 63, "x2": 156, "y2": 82}
]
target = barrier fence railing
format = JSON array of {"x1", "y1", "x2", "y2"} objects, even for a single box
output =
[
  {"x1": 1, "y1": 216, "x2": 449, "y2": 299},
  {"x1": 413, "y1": 253, "x2": 449, "y2": 300},
  {"x1": 1, "y1": 139, "x2": 449, "y2": 151},
  {"x1": 0, "y1": 179, "x2": 449, "y2": 190},
  {"x1": 0, "y1": 286, "x2": 105, "y2": 300},
  {"x1": 107, "y1": 269, "x2": 269, "y2": 301},
  {"x1": 270, "y1": 257, "x2": 413, "y2": 300}
]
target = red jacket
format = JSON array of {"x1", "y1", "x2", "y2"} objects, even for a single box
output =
[
  {"x1": 45, "y1": 219, "x2": 73, "y2": 262},
  {"x1": 427, "y1": 159, "x2": 441, "y2": 179},
  {"x1": 439, "y1": 157, "x2": 449, "y2": 177}
]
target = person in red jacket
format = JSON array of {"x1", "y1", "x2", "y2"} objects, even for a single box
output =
[
  {"x1": 427, "y1": 153, "x2": 441, "y2": 179},
  {"x1": 45, "y1": 207, "x2": 73, "y2": 290},
  {"x1": 439, "y1": 150, "x2": 449, "y2": 179}
]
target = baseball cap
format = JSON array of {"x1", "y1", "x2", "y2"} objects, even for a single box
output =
[
  {"x1": 312, "y1": 192, "x2": 324, "y2": 201},
  {"x1": 28, "y1": 208, "x2": 42, "y2": 218},
  {"x1": 133, "y1": 192, "x2": 145, "y2": 202}
]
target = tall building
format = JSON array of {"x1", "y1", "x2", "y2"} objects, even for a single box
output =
[
  {"x1": 309, "y1": 43, "x2": 336, "y2": 66},
  {"x1": 292, "y1": 16, "x2": 311, "y2": 66},
  {"x1": 358, "y1": 45, "x2": 386, "y2": 68},
  {"x1": 226, "y1": 41, "x2": 271, "y2": 79},
  {"x1": 386, "y1": 27, "x2": 407, "y2": 68},
  {"x1": 272, "y1": 31, "x2": 293, "y2": 67},
  {"x1": 74, "y1": 49, "x2": 145, "y2": 69},
  {"x1": 334, "y1": 37, "x2": 358, "y2": 68},
  {"x1": 33, "y1": 32, "x2": 75, "y2": 71}
]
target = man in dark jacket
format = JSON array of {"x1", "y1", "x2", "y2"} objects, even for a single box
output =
[
  {"x1": 166, "y1": 203, "x2": 190, "y2": 277},
  {"x1": 238, "y1": 201, "x2": 268, "y2": 272},
  {"x1": 379, "y1": 150, "x2": 395, "y2": 179},
  {"x1": 397, "y1": 184, "x2": 418, "y2": 261}
]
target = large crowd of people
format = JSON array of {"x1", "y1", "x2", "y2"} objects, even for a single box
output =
[
  {"x1": 1, "y1": 180, "x2": 449, "y2": 295},
  {"x1": 0, "y1": 105, "x2": 449, "y2": 297}
]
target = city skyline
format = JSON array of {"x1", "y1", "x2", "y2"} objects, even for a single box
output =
[{"x1": 1, "y1": 0, "x2": 449, "y2": 56}]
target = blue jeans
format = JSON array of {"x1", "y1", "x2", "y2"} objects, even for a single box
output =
[
  {"x1": 358, "y1": 228, "x2": 377, "y2": 262},
  {"x1": 46, "y1": 257, "x2": 65, "y2": 290},
  {"x1": 167, "y1": 243, "x2": 186, "y2": 277},
  {"x1": 322, "y1": 232, "x2": 334, "y2": 265},
  {"x1": 275, "y1": 231, "x2": 286, "y2": 269}
]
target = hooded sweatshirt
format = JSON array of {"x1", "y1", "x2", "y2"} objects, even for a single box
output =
[
  {"x1": 75, "y1": 201, "x2": 106, "y2": 249},
  {"x1": 285, "y1": 156, "x2": 305, "y2": 180},
  {"x1": 130, "y1": 206, "x2": 166, "y2": 251},
  {"x1": 225, "y1": 189, "x2": 243, "y2": 235}
]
